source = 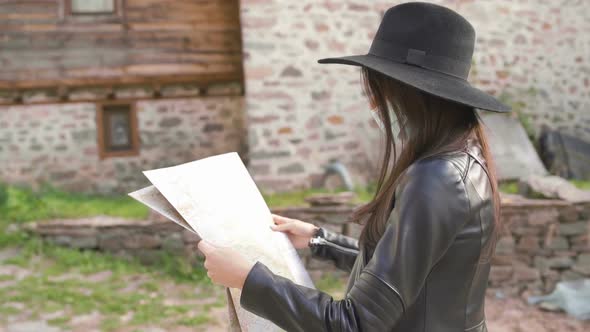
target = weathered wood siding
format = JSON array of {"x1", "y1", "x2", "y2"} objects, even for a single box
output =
[{"x1": 0, "y1": 0, "x2": 244, "y2": 89}]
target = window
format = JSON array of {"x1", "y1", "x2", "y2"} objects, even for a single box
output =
[
  {"x1": 96, "y1": 102, "x2": 140, "y2": 159},
  {"x1": 70, "y1": 0, "x2": 115, "y2": 15},
  {"x1": 61, "y1": 0, "x2": 122, "y2": 24}
]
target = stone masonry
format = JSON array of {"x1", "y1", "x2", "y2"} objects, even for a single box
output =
[
  {"x1": 240, "y1": 0, "x2": 590, "y2": 192},
  {"x1": 28, "y1": 193, "x2": 590, "y2": 296},
  {"x1": 490, "y1": 194, "x2": 590, "y2": 297},
  {"x1": 0, "y1": 95, "x2": 246, "y2": 194},
  {"x1": 2, "y1": 0, "x2": 589, "y2": 195}
]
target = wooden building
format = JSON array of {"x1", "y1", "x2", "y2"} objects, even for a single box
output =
[{"x1": 0, "y1": 0, "x2": 246, "y2": 193}]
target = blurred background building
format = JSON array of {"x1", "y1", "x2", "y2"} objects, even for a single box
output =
[
  {"x1": 0, "y1": 0, "x2": 246, "y2": 193},
  {"x1": 0, "y1": 0, "x2": 588, "y2": 194}
]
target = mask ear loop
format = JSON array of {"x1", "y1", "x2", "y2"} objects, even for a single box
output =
[
  {"x1": 370, "y1": 106, "x2": 404, "y2": 141},
  {"x1": 370, "y1": 107, "x2": 386, "y2": 132},
  {"x1": 394, "y1": 113, "x2": 408, "y2": 141}
]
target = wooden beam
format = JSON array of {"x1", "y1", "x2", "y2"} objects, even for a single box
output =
[{"x1": 0, "y1": 72, "x2": 243, "y2": 90}]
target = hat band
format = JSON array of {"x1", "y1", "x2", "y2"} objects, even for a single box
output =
[{"x1": 368, "y1": 39, "x2": 471, "y2": 80}]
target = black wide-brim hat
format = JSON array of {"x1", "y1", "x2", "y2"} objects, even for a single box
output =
[{"x1": 318, "y1": 2, "x2": 511, "y2": 113}]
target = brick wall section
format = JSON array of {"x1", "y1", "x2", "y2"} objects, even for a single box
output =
[
  {"x1": 0, "y1": 95, "x2": 246, "y2": 193},
  {"x1": 240, "y1": 0, "x2": 590, "y2": 192},
  {"x1": 29, "y1": 194, "x2": 590, "y2": 295}
]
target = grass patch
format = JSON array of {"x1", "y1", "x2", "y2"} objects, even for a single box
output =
[
  {"x1": 177, "y1": 314, "x2": 210, "y2": 326},
  {"x1": 263, "y1": 184, "x2": 375, "y2": 208},
  {"x1": 100, "y1": 318, "x2": 121, "y2": 332},
  {"x1": 499, "y1": 179, "x2": 590, "y2": 196},
  {"x1": 0, "y1": 229, "x2": 210, "y2": 284},
  {"x1": 0, "y1": 274, "x2": 13, "y2": 282},
  {"x1": 0, "y1": 305, "x2": 20, "y2": 316},
  {"x1": 0, "y1": 234, "x2": 221, "y2": 330},
  {"x1": 0, "y1": 223, "x2": 31, "y2": 249},
  {"x1": 572, "y1": 180, "x2": 590, "y2": 190},
  {"x1": 0, "y1": 182, "x2": 378, "y2": 330},
  {"x1": 499, "y1": 181, "x2": 519, "y2": 194},
  {"x1": 47, "y1": 315, "x2": 70, "y2": 327},
  {"x1": 0, "y1": 183, "x2": 148, "y2": 224},
  {"x1": 0, "y1": 182, "x2": 149, "y2": 255},
  {"x1": 315, "y1": 273, "x2": 348, "y2": 300}
]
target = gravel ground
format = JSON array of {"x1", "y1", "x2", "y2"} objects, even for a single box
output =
[
  {"x1": 2, "y1": 288, "x2": 587, "y2": 332},
  {"x1": 0, "y1": 247, "x2": 228, "y2": 332},
  {"x1": 486, "y1": 294, "x2": 590, "y2": 332},
  {"x1": 1, "y1": 244, "x2": 588, "y2": 332}
]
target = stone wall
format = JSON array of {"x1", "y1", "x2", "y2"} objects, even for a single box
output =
[
  {"x1": 276, "y1": 194, "x2": 590, "y2": 295},
  {"x1": 240, "y1": 0, "x2": 590, "y2": 192},
  {"x1": 28, "y1": 193, "x2": 590, "y2": 296},
  {"x1": 27, "y1": 216, "x2": 203, "y2": 265},
  {"x1": 0, "y1": 95, "x2": 246, "y2": 194},
  {"x1": 490, "y1": 194, "x2": 590, "y2": 297},
  {"x1": 3, "y1": 1, "x2": 588, "y2": 195}
]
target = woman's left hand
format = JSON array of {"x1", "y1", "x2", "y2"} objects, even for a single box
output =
[{"x1": 197, "y1": 240, "x2": 256, "y2": 290}]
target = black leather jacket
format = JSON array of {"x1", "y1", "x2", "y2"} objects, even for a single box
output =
[{"x1": 240, "y1": 139, "x2": 496, "y2": 331}]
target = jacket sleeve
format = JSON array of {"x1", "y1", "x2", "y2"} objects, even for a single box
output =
[
  {"x1": 308, "y1": 226, "x2": 360, "y2": 272},
  {"x1": 239, "y1": 159, "x2": 471, "y2": 332}
]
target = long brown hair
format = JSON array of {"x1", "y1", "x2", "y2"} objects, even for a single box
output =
[{"x1": 353, "y1": 67, "x2": 501, "y2": 255}]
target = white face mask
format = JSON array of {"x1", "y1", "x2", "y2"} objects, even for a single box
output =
[{"x1": 370, "y1": 108, "x2": 408, "y2": 140}]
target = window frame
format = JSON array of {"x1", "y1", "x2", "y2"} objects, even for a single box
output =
[
  {"x1": 66, "y1": 0, "x2": 118, "y2": 16},
  {"x1": 60, "y1": 0, "x2": 124, "y2": 24},
  {"x1": 96, "y1": 101, "x2": 140, "y2": 160}
]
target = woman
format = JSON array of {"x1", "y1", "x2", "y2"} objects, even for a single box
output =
[{"x1": 197, "y1": 2, "x2": 510, "y2": 331}]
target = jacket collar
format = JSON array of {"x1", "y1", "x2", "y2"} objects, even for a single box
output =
[{"x1": 464, "y1": 138, "x2": 486, "y2": 167}]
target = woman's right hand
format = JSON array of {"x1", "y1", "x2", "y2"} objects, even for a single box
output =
[{"x1": 270, "y1": 214, "x2": 320, "y2": 249}]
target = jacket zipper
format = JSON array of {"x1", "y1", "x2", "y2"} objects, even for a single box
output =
[{"x1": 310, "y1": 237, "x2": 359, "y2": 255}]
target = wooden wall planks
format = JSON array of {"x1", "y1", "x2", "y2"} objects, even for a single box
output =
[{"x1": 0, "y1": 0, "x2": 244, "y2": 90}]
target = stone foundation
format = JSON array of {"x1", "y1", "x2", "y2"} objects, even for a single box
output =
[
  {"x1": 27, "y1": 193, "x2": 590, "y2": 295},
  {"x1": 490, "y1": 194, "x2": 590, "y2": 297},
  {"x1": 27, "y1": 216, "x2": 203, "y2": 265},
  {"x1": 0, "y1": 94, "x2": 246, "y2": 194}
]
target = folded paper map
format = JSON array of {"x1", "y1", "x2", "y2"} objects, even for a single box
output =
[{"x1": 128, "y1": 152, "x2": 315, "y2": 331}]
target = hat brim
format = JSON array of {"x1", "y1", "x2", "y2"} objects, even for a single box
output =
[{"x1": 318, "y1": 54, "x2": 511, "y2": 113}]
